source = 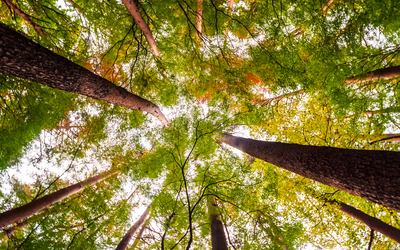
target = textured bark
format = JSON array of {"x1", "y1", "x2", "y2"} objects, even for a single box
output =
[
  {"x1": 346, "y1": 66, "x2": 400, "y2": 83},
  {"x1": 326, "y1": 199, "x2": 400, "y2": 243},
  {"x1": 209, "y1": 199, "x2": 228, "y2": 250},
  {"x1": 115, "y1": 205, "x2": 150, "y2": 250},
  {"x1": 0, "y1": 170, "x2": 116, "y2": 229},
  {"x1": 131, "y1": 221, "x2": 147, "y2": 249},
  {"x1": 259, "y1": 89, "x2": 305, "y2": 105},
  {"x1": 0, "y1": 24, "x2": 169, "y2": 126},
  {"x1": 195, "y1": 0, "x2": 203, "y2": 42},
  {"x1": 121, "y1": 0, "x2": 160, "y2": 57},
  {"x1": 220, "y1": 134, "x2": 400, "y2": 212},
  {"x1": 2, "y1": 0, "x2": 45, "y2": 37}
]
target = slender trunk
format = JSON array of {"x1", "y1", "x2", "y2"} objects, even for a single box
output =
[
  {"x1": 115, "y1": 205, "x2": 150, "y2": 250},
  {"x1": 346, "y1": 66, "x2": 400, "y2": 83},
  {"x1": 220, "y1": 134, "x2": 400, "y2": 212},
  {"x1": 0, "y1": 219, "x2": 29, "y2": 240},
  {"x1": 0, "y1": 170, "x2": 116, "y2": 229},
  {"x1": 131, "y1": 220, "x2": 147, "y2": 249},
  {"x1": 370, "y1": 134, "x2": 400, "y2": 144},
  {"x1": 325, "y1": 199, "x2": 400, "y2": 243},
  {"x1": 224, "y1": 0, "x2": 235, "y2": 38},
  {"x1": 209, "y1": 198, "x2": 228, "y2": 250},
  {"x1": 259, "y1": 89, "x2": 305, "y2": 105},
  {"x1": 1, "y1": 0, "x2": 45, "y2": 37},
  {"x1": 195, "y1": 0, "x2": 204, "y2": 43},
  {"x1": 321, "y1": 0, "x2": 334, "y2": 14},
  {"x1": 121, "y1": 0, "x2": 160, "y2": 57},
  {"x1": 66, "y1": 0, "x2": 85, "y2": 15},
  {"x1": 0, "y1": 24, "x2": 169, "y2": 126}
]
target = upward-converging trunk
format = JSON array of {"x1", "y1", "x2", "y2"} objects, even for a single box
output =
[
  {"x1": 208, "y1": 198, "x2": 228, "y2": 250},
  {"x1": 0, "y1": 170, "x2": 117, "y2": 229},
  {"x1": 115, "y1": 205, "x2": 150, "y2": 250},
  {"x1": 220, "y1": 134, "x2": 400, "y2": 212},
  {"x1": 324, "y1": 199, "x2": 400, "y2": 243},
  {"x1": 195, "y1": 0, "x2": 203, "y2": 43},
  {"x1": 0, "y1": 24, "x2": 169, "y2": 126},
  {"x1": 121, "y1": 0, "x2": 160, "y2": 57},
  {"x1": 346, "y1": 66, "x2": 400, "y2": 83}
]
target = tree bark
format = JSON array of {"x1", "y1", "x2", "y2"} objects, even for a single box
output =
[
  {"x1": 0, "y1": 219, "x2": 29, "y2": 240},
  {"x1": 115, "y1": 205, "x2": 150, "y2": 250},
  {"x1": 220, "y1": 134, "x2": 400, "y2": 212},
  {"x1": 196, "y1": 0, "x2": 203, "y2": 43},
  {"x1": 325, "y1": 199, "x2": 400, "y2": 243},
  {"x1": 346, "y1": 66, "x2": 400, "y2": 83},
  {"x1": 1, "y1": 0, "x2": 46, "y2": 37},
  {"x1": 0, "y1": 170, "x2": 116, "y2": 229},
  {"x1": 121, "y1": 0, "x2": 160, "y2": 57},
  {"x1": 209, "y1": 198, "x2": 228, "y2": 250},
  {"x1": 130, "y1": 220, "x2": 147, "y2": 249},
  {"x1": 0, "y1": 24, "x2": 169, "y2": 126},
  {"x1": 259, "y1": 89, "x2": 305, "y2": 105},
  {"x1": 224, "y1": 0, "x2": 235, "y2": 38},
  {"x1": 370, "y1": 134, "x2": 400, "y2": 144}
]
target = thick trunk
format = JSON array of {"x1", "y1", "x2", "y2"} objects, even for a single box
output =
[
  {"x1": 196, "y1": 0, "x2": 203, "y2": 42},
  {"x1": 346, "y1": 66, "x2": 400, "y2": 83},
  {"x1": 326, "y1": 199, "x2": 400, "y2": 243},
  {"x1": 115, "y1": 205, "x2": 150, "y2": 250},
  {"x1": 220, "y1": 134, "x2": 400, "y2": 212},
  {"x1": 2, "y1": 0, "x2": 45, "y2": 37},
  {"x1": 131, "y1": 220, "x2": 147, "y2": 249},
  {"x1": 0, "y1": 170, "x2": 116, "y2": 229},
  {"x1": 209, "y1": 199, "x2": 228, "y2": 250},
  {"x1": 121, "y1": 0, "x2": 160, "y2": 57},
  {"x1": 0, "y1": 24, "x2": 169, "y2": 126}
]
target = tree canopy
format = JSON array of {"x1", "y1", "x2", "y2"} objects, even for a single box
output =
[{"x1": 1, "y1": 0, "x2": 400, "y2": 249}]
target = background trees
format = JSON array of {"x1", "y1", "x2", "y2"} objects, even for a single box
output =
[{"x1": 1, "y1": 0, "x2": 400, "y2": 249}]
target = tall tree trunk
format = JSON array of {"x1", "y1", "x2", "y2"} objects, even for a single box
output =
[
  {"x1": 0, "y1": 170, "x2": 116, "y2": 229},
  {"x1": 115, "y1": 205, "x2": 150, "y2": 250},
  {"x1": 208, "y1": 198, "x2": 228, "y2": 250},
  {"x1": 324, "y1": 199, "x2": 400, "y2": 243},
  {"x1": 224, "y1": 0, "x2": 235, "y2": 38},
  {"x1": 346, "y1": 66, "x2": 400, "y2": 83},
  {"x1": 130, "y1": 219, "x2": 147, "y2": 249},
  {"x1": 1, "y1": 0, "x2": 45, "y2": 37},
  {"x1": 195, "y1": 0, "x2": 204, "y2": 43},
  {"x1": 121, "y1": 0, "x2": 160, "y2": 57},
  {"x1": 0, "y1": 24, "x2": 169, "y2": 126},
  {"x1": 220, "y1": 134, "x2": 400, "y2": 212}
]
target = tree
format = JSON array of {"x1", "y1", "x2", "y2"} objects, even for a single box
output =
[
  {"x1": 0, "y1": 23, "x2": 169, "y2": 126},
  {"x1": 220, "y1": 133, "x2": 400, "y2": 212},
  {"x1": 0, "y1": 169, "x2": 117, "y2": 229},
  {"x1": 208, "y1": 198, "x2": 228, "y2": 250},
  {"x1": 115, "y1": 205, "x2": 150, "y2": 250}
]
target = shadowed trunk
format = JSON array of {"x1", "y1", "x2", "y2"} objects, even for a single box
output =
[
  {"x1": 209, "y1": 198, "x2": 228, "y2": 250},
  {"x1": 2, "y1": 0, "x2": 45, "y2": 37},
  {"x1": 346, "y1": 66, "x2": 400, "y2": 83},
  {"x1": 324, "y1": 199, "x2": 400, "y2": 243},
  {"x1": 115, "y1": 205, "x2": 150, "y2": 250},
  {"x1": 0, "y1": 170, "x2": 116, "y2": 229},
  {"x1": 131, "y1": 220, "x2": 147, "y2": 249},
  {"x1": 196, "y1": 0, "x2": 204, "y2": 43},
  {"x1": 121, "y1": 0, "x2": 160, "y2": 56},
  {"x1": 220, "y1": 134, "x2": 400, "y2": 212},
  {"x1": 0, "y1": 24, "x2": 169, "y2": 126}
]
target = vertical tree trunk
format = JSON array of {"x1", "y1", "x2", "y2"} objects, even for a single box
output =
[
  {"x1": 208, "y1": 198, "x2": 228, "y2": 250},
  {"x1": 115, "y1": 205, "x2": 150, "y2": 250},
  {"x1": 130, "y1": 220, "x2": 147, "y2": 249},
  {"x1": 195, "y1": 0, "x2": 203, "y2": 43},
  {"x1": 325, "y1": 199, "x2": 400, "y2": 243},
  {"x1": 121, "y1": 0, "x2": 160, "y2": 57},
  {"x1": 2, "y1": 0, "x2": 45, "y2": 37},
  {"x1": 0, "y1": 24, "x2": 169, "y2": 126},
  {"x1": 220, "y1": 134, "x2": 400, "y2": 212},
  {"x1": 0, "y1": 170, "x2": 117, "y2": 229},
  {"x1": 346, "y1": 66, "x2": 400, "y2": 83},
  {"x1": 224, "y1": 0, "x2": 235, "y2": 38}
]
